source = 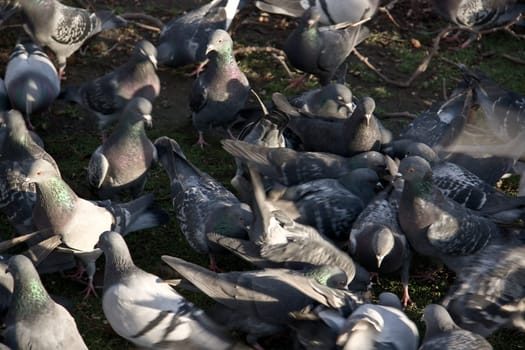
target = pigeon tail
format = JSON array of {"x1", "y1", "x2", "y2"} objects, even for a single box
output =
[
  {"x1": 125, "y1": 207, "x2": 170, "y2": 233},
  {"x1": 93, "y1": 10, "x2": 128, "y2": 33}
]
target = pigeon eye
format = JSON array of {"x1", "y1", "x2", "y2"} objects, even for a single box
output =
[
  {"x1": 337, "y1": 96, "x2": 343, "y2": 101},
  {"x1": 407, "y1": 168, "x2": 415, "y2": 173},
  {"x1": 36, "y1": 171, "x2": 42, "y2": 176}
]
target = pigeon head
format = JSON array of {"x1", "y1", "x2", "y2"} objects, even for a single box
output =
[
  {"x1": 25, "y1": 158, "x2": 60, "y2": 184},
  {"x1": 316, "y1": 83, "x2": 353, "y2": 116},
  {"x1": 134, "y1": 40, "x2": 158, "y2": 69},
  {"x1": 372, "y1": 226, "x2": 395, "y2": 268},
  {"x1": 205, "y1": 29, "x2": 233, "y2": 58},
  {"x1": 7, "y1": 255, "x2": 50, "y2": 307},
  {"x1": 386, "y1": 140, "x2": 439, "y2": 163},
  {"x1": 97, "y1": 231, "x2": 130, "y2": 259},
  {"x1": 122, "y1": 97, "x2": 153, "y2": 127},
  {"x1": 422, "y1": 304, "x2": 459, "y2": 335},
  {"x1": 302, "y1": 7, "x2": 321, "y2": 29},
  {"x1": 398, "y1": 156, "x2": 432, "y2": 183},
  {"x1": 378, "y1": 292, "x2": 402, "y2": 310},
  {"x1": 303, "y1": 265, "x2": 348, "y2": 288},
  {"x1": 353, "y1": 97, "x2": 375, "y2": 126}
]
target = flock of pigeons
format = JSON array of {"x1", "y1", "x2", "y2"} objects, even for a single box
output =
[{"x1": 0, "y1": 0, "x2": 524, "y2": 349}]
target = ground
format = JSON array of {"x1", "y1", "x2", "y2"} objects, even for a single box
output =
[{"x1": 0, "y1": 0, "x2": 525, "y2": 349}]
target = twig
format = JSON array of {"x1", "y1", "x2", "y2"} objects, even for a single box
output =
[
  {"x1": 120, "y1": 12, "x2": 164, "y2": 31},
  {"x1": 234, "y1": 46, "x2": 295, "y2": 78},
  {"x1": 378, "y1": 0, "x2": 401, "y2": 29},
  {"x1": 380, "y1": 112, "x2": 417, "y2": 119},
  {"x1": 353, "y1": 26, "x2": 451, "y2": 88},
  {"x1": 501, "y1": 53, "x2": 525, "y2": 65},
  {"x1": 271, "y1": 53, "x2": 294, "y2": 78}
]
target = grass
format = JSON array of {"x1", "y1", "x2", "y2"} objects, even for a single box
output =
[{"x1": 1, "y1": 1, "x2": 525, "y2": 349}]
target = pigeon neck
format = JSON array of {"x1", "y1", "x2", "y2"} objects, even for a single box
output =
[
  {"x1": 403, "y1": 174, "x2": 433, "y2": 199},
  {"x1": 11, "y1": 273, "x2": 51, "y2": 318},
  {"x1": 213, "y1": 47, "x2": 235, "y2": 66},
  {"x1": 103, "y1": 250, "x2": 136, "y2": 290},
  {"x1": 3, "y1": 130, "x2": 33, "y2": 158},
  {"x1": 36, "y1": 176, "x2": 77, "y2": 211}
]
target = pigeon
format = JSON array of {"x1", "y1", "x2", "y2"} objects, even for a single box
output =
[
  {"x1": 284, "y1": 7, "x2": 370, "y2": 86},
  {"x1": 189, "y1": 29, "x2": 250, "y2": 146},
  {"x1": 161, "y1": 255, "x2": 352, "y2": 346},
  {"x1": 270, "y1": 168, "x2": 380, "y2": 242},
  {"x1": 348, "y1": 178, "x2": 413, "y2": 306},
  {"x1": 0, "y1": 109, "x2": 61, "y2": 235},
  {"x1": 97, "y1": 231, "x2": 246, "y2": 350},
  {"x1": 87, "y1": 97, "x2": 157, "y2": 200},
  {"x1": 15, "y1": 0, "x2": 127, "y2": 78},
  {"x1": 282, "y1": 96, "x2": 381, "y2": 156},
  {"x1": 397, "y1": 156, "x2": 502, "y2": 272},
  {"x1": 222, "y1": 139, "x2": 387, "y2": 186},
  {"x1": 419, "y1": 304, "x2": 493, "y2": 350},
  {"x1": 154, "y1": 136, "x2": 252, "y2": 271},
  {"x1": 0, "y1": 79, "x2": 9, "y2": 112},
  {"x1": 59, "y1": 40, "x2": 160, "y2": 131},
  {"x1": 0, "y1": 256, "x2": 13, "y2": 323},
  {"x1": 2, "y1": 255, "x2": 88, "y2": 350},
  {"x1": 4, "y1": 40, "x2": 60, "y2": 129},
  {"x1": 255, "y1": 0, "x2": 380, "y2": 25},
  {"x1": 25, "y1": 158, "x2": 169, "y2": 296},
  {"x1": 336, "y1": 292, "x2": 419, "y2": 349},
  {"x1": 288, "y1": 83, "x2": 354, "y2": 119},
  {"x1": 157, "y1": 0, "x2": 242, "y2": 71},
  {"x1": 441, "y1": 243, "x2": 525, "y2": 337}
]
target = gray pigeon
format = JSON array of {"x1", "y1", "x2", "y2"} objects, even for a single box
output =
[
  {"x1": 189, "y1": 29, "x2": 250, "y2": 146},
  {"x1": 2, "y1": 255, "x2": 88, "y2": 350},
  {"x1": 255, "y1": 0, "x2": 380, "y2": 25},
  {"x1": 59, "y1": 40, "x2": 160, "y2": 131},
  {"x1": 419, "y1": 304, "x2": 493, "y2": 350},
  {"x1": 98, "y1": 231, "x2": 246, "y2": 349},
  {"x1": 284, "y1": 7, "x2": 370, "y2": 86},
  {"x1": 154, "y1": 136, "x2": 252, "y2": 271},
  {"x1": 282, "y1": 96, "x2": 381, "y2": 156},
  {"x1": 348, "y1": 178, "x2": 413, "y2": 306},
  {"x1": 288, "y1": 83, "x2": 354, "y2": 119},
  {"x1": 441, "y1": 243, "x2": 525, "y2": 337},
  {"x1": 161, "y1": 254, "x2": 351, "y2": 346},
  {"x1": 25, "y1": 158, "x2": 169, "y2": 296},
  {"x1": 222, "y1": 139, "x2": 387, "y2": 186},
  {"x1": 4, "y1": 40, "x2": 60, "y2": 128},
  {"x1": 87, "y1": 97, "x2": 157, "y2": 200},
  {"x1": 157, "y1": 0, "x2": 242, "y2": 71},
  {"x1": 270, "y1": 168, "x2": 380, "y2": 242},
  {"x1": 0, "y1": 78, "x2": 9, "y2": 112},
  {"x1": 0, "y1": 109, "x2": 60, "y2": 235},
  {"x1": 15, "y1": 0, "x2": 127, "y2": 78},
  {"x1": 397, "y1": 156, "x2": 502, "y2": 272},
  {"x1": 0, "y1": 256, "x2": 13, "y2": 323},
  {"x1": 336, "y1": 292, "x2": 419, "y2": 350}
]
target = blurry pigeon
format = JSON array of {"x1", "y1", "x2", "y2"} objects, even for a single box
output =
[
  {"x1": 419, "y1": 304, "x2": 493, "y2": 350},
  {"x1": 336, "y1": 292, "x2": 419, "y2": 349},
  {"x1": 190, "y1": 29, "x2": 250, "y2": 146},
  {"x1": 98, "y1": 231, "x2": 246, "y2": 349},
  {"x1": 282, "y1": 95, "x2": 381, "y2": 156},
  {"x1": 4, "y1": 40, "x2": 60, "y2": 129},
  {"x1": 0, "y1": 109, "x2": 60, "y2": 235},
  {"x1": 2, "y1": 255, "x2": 88, "y2": 349},
  {"x1": 0, "y1": 78, "x2": 9, "y2": 112},
  {"x1": 284, "y1": 7, "x2": 370, "y2": 85},
  {"x1": 157, "y1": 0, "x2": 242, "y2": 71},
  {"x1": 397, "y1": 156, "x2": 501, "y2": 272},
  {"x1": 288, "y1": 83, "x2": 353, "y2": 119},
  {"x1": 162, "y1": 255, "x2": 350, "y2": 345},
  {"x1": 270, "y1": 168, "x2": 380, "y2": 241},
  {"x1": 87, "y1": 97, "x2": 157, "y2": 200},
  {"x1": 349, "y1": 178, "x2": 413, "y2": 306},
  {"x1": 222, "y1": 139, "x2": 387, "y2": 186},
  {"x1": 441, "y1": 243, "x2": 525, "y2": 337},
  {"x1": 0, "y1": 256, "x2": 13, "y2": 323},
  {"x1": 60, "y1": 40, "x2": 160, "y2": 131},
  {"x1": 255, "y1": 0, "x2": 380, "y2": 25},
  {"x1": 25, "y1": 158, "x2": 169, "y2": 296},
  {"x1": 154, "y1": 136, "x2": 252, "y2": 271},
  {"x1": 15, "y1": 0, "x2": 127, "y2": 78}
]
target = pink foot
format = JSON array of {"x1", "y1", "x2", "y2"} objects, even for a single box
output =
[
  {"x1": 194, "y1": 132, "x2": 209, "y2": 149},
  {"x1": 401, "y1": 285, "x2": 413, "y2": 308},
  {"x1": 185, "y1": 61, "x2": 208, "y2": 77},
  {"x1": 370, "y1": 271, "x2": 381, "y2": 285},
  {"x1": 208, "y1": 254, "x2": 223, "y2": 273},
  {"x1": 286, "y1": 74, "x2": 308, "y2": 90},
  {"x1": 82, "y1": 279, "x2": 98, "y2": 299}
]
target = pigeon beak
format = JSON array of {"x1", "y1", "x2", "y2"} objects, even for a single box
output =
[
  {"x1": 148, "y1": 55, "x2": 158, "y2": 70},
  {"x1": 374, "y1": 181, "x2": 384, "y2": 192},
  {"x1": 24, "y1": 177, "x2": 31, "y2": 183},
  {"x1": 205, "y1": 44, "x2": 215, "y2": 56},
  {"x1": 365, "y1": 113, "x2": 372, "y2": 127},
  {"x1": 143, "y1": 114, "x2": 153, "y2": 128}
]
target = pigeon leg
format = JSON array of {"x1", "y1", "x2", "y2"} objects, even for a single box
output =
[
  {"x1": 82, "y1": 278, "x2": 98, "y2": 299},
  {"x1": 401, "y1": 284, "x2": 413, "y2": 308},
  {"x1": 185, "y1": 59, "x2": 209, "y2": 77},
  {"x1": 208, "y1": 254, "x2": 223, "y2": 273},
  {"x1": 400, "y1": 257, "x2": 412, "y2": 307},
  {"x1": 369, "y1": 271, "x2": 381, "y2": 285},
  {"x1": 286, "y1": 73, "x2": 308, "y2": 90},
  {"x1": 195, "y1": 131, "x2": 209, "y2": 149},
  {"x1": 58, "y1": 66, "x2": 67, "y2": 80},
  {"x1": 66, "y1": 262, "x2": 86, "y2": 281}
]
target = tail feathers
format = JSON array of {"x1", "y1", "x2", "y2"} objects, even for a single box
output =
[
  {"x1": 94, "y1": 10, "x2": 128, "y2": 32},
  {"x1": 254, "y1": 0, "x2": 305, "y2": 18},
  {"x1": 124, "y1": 207, "x2": 170, "y2": 234},
  {"x1": 221, "y1": 139, "x2": 274, "y2": 172}
]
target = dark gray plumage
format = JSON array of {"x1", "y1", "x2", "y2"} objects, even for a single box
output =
[
  {"x1": 397, "y1": 156, "x2": 501, "y2": 272},
  {"x1": 441, "y1": 243, "x2": 525, "y2": 337},
  {"x1": 25, "y1": 158, "x2": 169, "y2": 296},
  {"x1": 4, "y1": 40, "x2": 60, "y2": 127},
  {"x1": 284, "y1": 7, "x2": 370, "y2": 85},
  {"x1": 0, "y1": 78, "x2": 9, "y2": 112},
  {"x1": 2, "y1": 255, "x2": 88, "y2": 350},
  {"x1": 98, "y1": 231, "x2": 245, "y2": 350},
  {"x1": 289, "y1": 83, "x2": 353, "y2": 119},
  {"x1": 60, "y1": 40, "x2": 160, "y2": 131},
  {"x1": 16, "y1": 0, "x2": 127, "y2": 78},
  {"x1": 157, "y1": 0, "x2": 241, "y2": 68},
  {"x1": 419, "y1": 304, "x2": 493, "y2": 350},
  {"x1": 222, "y1": 139, "x2": 387, "y2": 186},
  {"x1": 189, "y1": 29, "x2": 250, "y2": 146},
  {"x1": 283, "y1": 96, "x2": 381, "y2": 156},
  {"x1": 87, "y1": 97, "x2": 157, "y2": 200},
  {"x1": 0, "y1": 256, "x2": 13, "y2": 323},
  {"x1": 154, "y1": 136, "x2": 252, "y2": 271}
]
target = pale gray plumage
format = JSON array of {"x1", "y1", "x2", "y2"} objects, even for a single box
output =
[
  {"x1": 189, "y1": 29, "x2": 250, "y2": 146},
  {"x1": 15, "y1": 0, "x2": 127, "y2": 77},
  {"x1": 2, "y1": 255, "x2": 88, "y2": 350},
  {"x1": 4, "y1": 40, "x2": 59, "y2": 126},
  {"x1": 60, "y1": 40, "x2": 160, "y2": 130},
  {"x1": 88, "y1": 97, "x2": 157, "y2": 200},
  {"x1": 98, "y1": 231, "x2": 245, "y2": 349},
  {"x1": 289, "y1": 83, "x2": 353, "y2": 119},
  {"x1": 154, "y1": 136, "x2": 252, "y2": 270},
  {"x1": 419, "y1": 304, "x2": 493, "y2": 350}
]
